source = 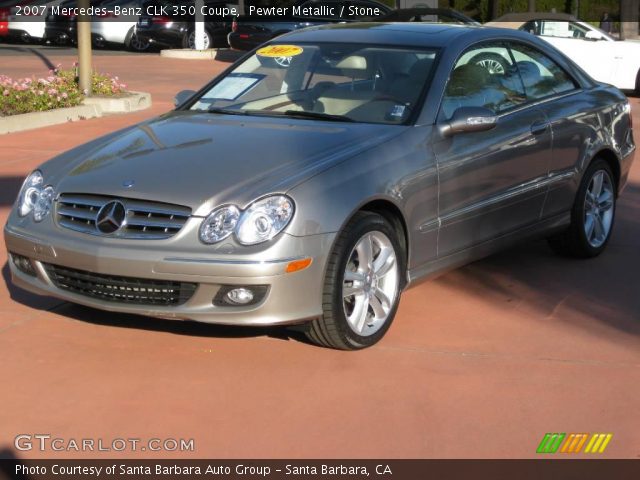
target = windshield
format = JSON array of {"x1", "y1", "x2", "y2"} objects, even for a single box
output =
[{"x1": 190, "y1": 43, "x2": 437, "y2": 124}]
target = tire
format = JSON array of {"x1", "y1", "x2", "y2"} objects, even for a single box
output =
[
  {"x1": 305, "y1": 212, "x2": 405, "y2": 350},
  {"x1": 547, "y1": 159, "x2": 616, "y2": 258},
  {"x1": 125, "y1": 26, "x2": 150, "y2": 52},
  {"x1": 182, "y1": 29, "x2": 211, "y2": 50},
  {"x1": 469, "y1": 52, "x2": 508, "y2": 75}
]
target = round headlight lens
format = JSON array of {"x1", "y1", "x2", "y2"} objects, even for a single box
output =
[
  {"x1": 199, "y1": 205, "x2": 241, "y2": 244},
  {"x1": 236, "y1": 195, "x2": 294, "y2": 245},
  {"x1": 18, "y1": 170, "x2": 43, "y2": 217},
  {"x1": 33, "y1": 186, "x2": 55, "y2": 222}
]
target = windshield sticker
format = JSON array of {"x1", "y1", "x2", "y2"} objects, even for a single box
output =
[
  {"x1": 389, "y1": 105, "x2": 406, "y2": 118},
  {"x1": 256, "y1": 45, "x2": 304, "y2": 58},
  {"x1": 205, "y1": 73, "x2": 264, "y2": 101}
]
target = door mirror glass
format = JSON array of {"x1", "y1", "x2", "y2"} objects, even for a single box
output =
[
  {"x1": 174, "y1": 90, "x2": 196, "y2": 107},
  {"x1": 438, "y1": 106, "x2": 497, "y2": 137}
]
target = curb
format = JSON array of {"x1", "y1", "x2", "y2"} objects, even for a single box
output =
[
  {"x1": 160, "y1": 48, "x2": 219, "y2": 59},
  {"x1": 0, "y1": 91, "x2": 152, "y2": 135},
  {"x1": 83, "y1": 91, "x2": 152, "y2": 114}
]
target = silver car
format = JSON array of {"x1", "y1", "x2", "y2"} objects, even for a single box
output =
[{"x1": 4, "y1": 24, "x2": 636, "y2": 349}]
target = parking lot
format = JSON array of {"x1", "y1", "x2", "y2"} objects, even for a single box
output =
[{"x1": 1, "y1": 46, "x2": 639, "y2": 459}]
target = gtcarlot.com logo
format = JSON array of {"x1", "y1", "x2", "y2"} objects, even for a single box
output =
[
  {"x1": 536, "y1": 433, "x2": 613, "y2": 454},
  {"x1": 15, "y1": 434, "x2": 195, "y2": 452}
]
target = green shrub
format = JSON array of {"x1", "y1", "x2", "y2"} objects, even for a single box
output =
[{"x1": 0, "y1": 65, "x2": 128, "y2": 117}]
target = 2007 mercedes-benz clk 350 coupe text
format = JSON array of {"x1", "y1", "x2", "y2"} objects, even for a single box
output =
[{"x1": 5, "y1": 24, "x2": 635, "y2": 349}]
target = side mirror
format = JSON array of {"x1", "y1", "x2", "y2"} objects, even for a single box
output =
[
  {"x1": 438, "y1": 107, "x2": 497, "y2": 137},
  {"x1": 174, "y1": 89, "x2": 196, "y2": 107},
  {"x1": 585, "y1": 31, "x2": 603, "y2": 41}
]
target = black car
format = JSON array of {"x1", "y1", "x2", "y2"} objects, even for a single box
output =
[
  {"x1": 44, "y1": 0, "x2": 78, "y2": 45},
  {"x1": 228, "y1": 0, "x2": 391, "y2": 51},
  {"x1": 135, "y1": 0, "x2": 235, "y2": 49},
  {"x1": 44, "y1": 0, "x2": 112, "y2": 45}
]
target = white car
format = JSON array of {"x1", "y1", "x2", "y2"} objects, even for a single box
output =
[
  {"x1": 8, "y1": 0, "x2": 65, "y2": 43},
  {"x1": 487, "y1": 12, "x2": 640, "y2": 92},
  {"x1": 91, "y1": 0, "x2": 149, "y2": 51}
]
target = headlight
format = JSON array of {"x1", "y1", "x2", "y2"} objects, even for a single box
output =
[
  {"x1": 236, "y1": 195, "x2": 294, "y2": 245},
  {"x1": 199, "y1": 195, "x2": 295, "y2": 246},
  {"x1": 17, "y1": 170, "x2": 55, "y2": 221},
  {"x1": 33, "y1": 186, "x2": 55, "y2": 222},
  {"x1": 18, "y1": 171, "x2": 44, "y2": 217},
  {"x1": 199, "y1": 205, "x2": 240, "y2": 244}
]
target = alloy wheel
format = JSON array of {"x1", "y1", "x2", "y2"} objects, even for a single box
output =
[
  {"x1": 342, "y1": 231, "x2": 398, "y2": 336},
  {"x1": 583, "y1": 169, "x2": 614, "y2": 248}
]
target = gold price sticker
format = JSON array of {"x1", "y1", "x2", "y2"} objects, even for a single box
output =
[{"x1": 256, "y1": 45, "x2": 304, "y2": 58}]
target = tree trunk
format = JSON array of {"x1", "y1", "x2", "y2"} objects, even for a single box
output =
[
  {"x1": 528, "y1": 0, "x2": 536, "y2": 12},
  {"x1": 620, "y1": 0, "x2": 639, "y2": 39},
  {"x1": 77, "y1": 0, "x2": 92, "y2": 95}
]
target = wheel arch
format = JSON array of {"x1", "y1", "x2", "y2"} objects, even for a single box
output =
[
  {"x1": 357, "y1": 199, "x2": 409, "y2": 265},
  {"x1": 592, "y1": 148, "x2": 621, "y2": 195}
]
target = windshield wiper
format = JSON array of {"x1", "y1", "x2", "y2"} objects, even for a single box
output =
[
  {"x1": 282, "y1": 110, "x2": 355, "y2": 123},
  {"x1": 207, "y1": 107, "x2": 354, "y2": 123},
  {"x1": 207, "y1": 107, "x2": 248, "y2": 115}
]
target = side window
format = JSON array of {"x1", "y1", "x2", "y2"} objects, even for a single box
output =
[
  {"x1": 441, "y1": 44, "x2": 526, "y2": 120},
  {"x1": 535, "y1": 21, "x2": 590, "y2": 39},
  {"x1": 507, "y1": 43, "x2": 577, "y2": 100}
]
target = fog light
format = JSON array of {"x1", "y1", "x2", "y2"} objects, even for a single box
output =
[
  {"x1": 213, "y1": 285, "x2": 269, "y2": 307},
  {"x1": 11, "y1": 253, "x2": 36, "y2": 277},
  {"x1": 226, "y1": 288, "x2": 254, "y2": 305}
]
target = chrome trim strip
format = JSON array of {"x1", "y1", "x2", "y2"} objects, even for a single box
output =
[
  {"x1": 420, "y1": 170, "x2": 576, "y2": 230},
  {"x1": 163, "y1": 256, "x2": 305, "y2": 265}
]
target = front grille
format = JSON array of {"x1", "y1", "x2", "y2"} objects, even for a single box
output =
[
  {"x1": 56, "y1": 194, "x2": 191, "y2": 239},
  {"x1": 43, "y1": 263, "x2": 197, "y2": 306}
]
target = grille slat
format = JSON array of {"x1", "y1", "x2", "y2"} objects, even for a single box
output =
[
  {"x1": 43, "y1": 263, "x2": 197, "y2": 306},
  {"x1": 126, "y1": 216, "x2": 186, "y2": 229},
  {"x1": 56, "y1": 193, "x2": 191, "y2": 239}
]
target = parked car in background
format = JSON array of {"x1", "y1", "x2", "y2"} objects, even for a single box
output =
[
  {"x1": 5, "y1": 24, "x2": 635, "y2": 349},
  {"x1": 91, "y1": 0, "x2": 149, "y2": 51},
  {"x1": 0, "y1": 1, "x2": 12, "y2": 38},
  {"x1": 375, "y1": 6, "x2": 479, "y2": 24},
  {"x1": 487, "y1": 12, "x2": 640, "y2": 92},
  {"x1": 8, "y1": 0, "x2": 66, "y2": 43},
  {"x1": 43, "y1": 0, "x2": 78, "y2": 44},
  {"x1": 136, "y1": 0, "x2": 236, "y2": 50},
  {"x1": 228, "y1": 0, "x2": 391, "y2": 51}
]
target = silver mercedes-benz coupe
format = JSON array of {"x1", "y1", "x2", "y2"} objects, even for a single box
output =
[{"x1": 5, "y1": 23, "x2": 635, "y2": 349}]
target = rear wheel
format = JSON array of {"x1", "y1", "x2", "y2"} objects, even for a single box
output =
[
  {"x1": 548, "y1": 159, "x2": 616, "y2": 258},
  {"x1": 306, "y1": 212, "x2": 404, "y2": 350},
  {"x1": 125, "y1": 26, "x2": 150, "y2": 52}
]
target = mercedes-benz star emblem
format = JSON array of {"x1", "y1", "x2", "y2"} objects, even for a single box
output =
[
  {"x1": 122, "y1": 180, "x2": 135, "y2": 188},
  {"x1": 96, "y1": 201, "x2": 126, "y2": 234}
]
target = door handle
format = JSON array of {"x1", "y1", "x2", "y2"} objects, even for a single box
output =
[{"x1": 530, "y1": 121, "x2": 549, "y2": 135}]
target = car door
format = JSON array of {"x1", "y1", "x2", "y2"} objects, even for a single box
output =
[
  {"x1": 506, "y1": 42, "x2": 594, "y2": 219},
  {"x1": 433, "y1": 42, "x2": 552, "y2": 257}
]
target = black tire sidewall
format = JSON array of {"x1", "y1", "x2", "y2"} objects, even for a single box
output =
[{"x1": 326, "y1": 213, "x2": 404, "y2": 349}]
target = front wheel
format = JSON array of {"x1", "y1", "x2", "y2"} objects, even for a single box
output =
[
  {"x1": 547, "y1": 159, "x2": 616, "y2": 257},
  {"x1": 183, "y1": 29, "x2": 211, "y2": 50},
  {"x1": 306, "y1": 212, "x2": 404, "y2": 350},
  {"x1": 469, "y1": 52, "x2": 508, "y2": 75}
]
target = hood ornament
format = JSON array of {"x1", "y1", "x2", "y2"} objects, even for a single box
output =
[{"x1": 122, "y1": 180, "x2": 135, "y2": 188}]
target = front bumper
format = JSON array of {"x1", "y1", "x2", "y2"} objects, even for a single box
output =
[{"x1": 4, "y1": 219, "x2": 335, "y2": 326}]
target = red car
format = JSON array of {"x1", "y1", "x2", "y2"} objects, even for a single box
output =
[{"x1": 0, "y1": 2, "x2": 9, "y2": 38}]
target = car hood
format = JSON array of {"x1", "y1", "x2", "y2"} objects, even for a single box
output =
[{"x1": 46, "y1": 111, "x2": 406, "y2": 216}]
